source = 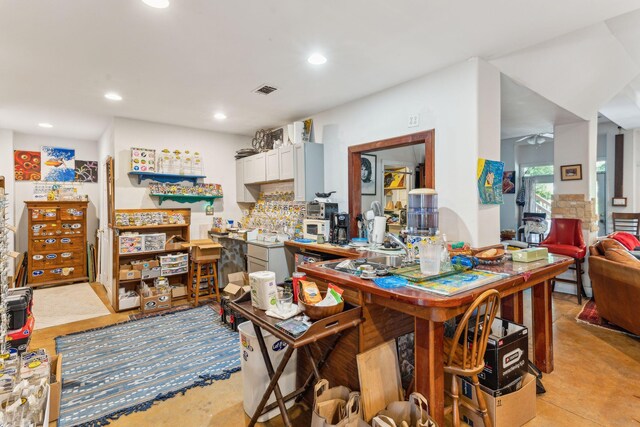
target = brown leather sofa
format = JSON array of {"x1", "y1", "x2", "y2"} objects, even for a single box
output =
[{"x1": 588, "y1": 241, "x2": 640, "y2": 336}]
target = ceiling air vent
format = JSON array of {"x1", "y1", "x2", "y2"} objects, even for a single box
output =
[{"x1": 253, "y1": 84, "x2": 278, "y2": 95}]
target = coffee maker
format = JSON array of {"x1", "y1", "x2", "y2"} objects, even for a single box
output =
[{"x1": 330, "y1": 213, "x2": 350, "y2": 245}]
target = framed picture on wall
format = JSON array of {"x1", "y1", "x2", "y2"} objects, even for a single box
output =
[
  {"x1": 560, "y1": 164, "x2": 582, "y2": 181},
  {"x1": 361, "y1": 154, "x2": 377, "y2": 195}
]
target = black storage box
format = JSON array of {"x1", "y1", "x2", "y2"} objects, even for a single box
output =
[
  {"x1": 220, "y1": 296, "x2": 247, "y2": 332},
  {"x1": 6, "y1": 294, "x2": 29, "y2": 331},
  {"x1": 470, "y1": 317, "x2": 528, "y2": 390}
]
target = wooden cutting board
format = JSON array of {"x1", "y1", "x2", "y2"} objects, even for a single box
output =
[{"x1": 357, "y1": 339, "x2": 403, "y2": 421}]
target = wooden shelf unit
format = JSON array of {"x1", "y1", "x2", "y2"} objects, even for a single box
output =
[
  {"x1": 112, "y1": 208, "x2": 191, "y2": 312},
  {"x1": 25, "y1": 201, "x2": 89, "y2": 287}
]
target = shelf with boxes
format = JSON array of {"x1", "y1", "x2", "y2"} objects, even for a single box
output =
[{"x1": 112, "y1": 208, "x2": 191, "y2": 312}]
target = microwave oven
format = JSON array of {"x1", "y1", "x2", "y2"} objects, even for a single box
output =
[
  {"x1": 303, "y1": 219, "x2": 330, "y2": 241},
  {"x1": 306, "y1": 202, "x2": 338, "y2": 220}
]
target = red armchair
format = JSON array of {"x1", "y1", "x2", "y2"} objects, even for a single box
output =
[{"x1": 539, "y1": 218, "x2": 587, "y2": 304}]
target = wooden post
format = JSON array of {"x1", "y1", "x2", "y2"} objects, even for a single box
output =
[
  {"x1": 414, "y1": 318, "x2": 445, "y2": 426},
  {"x1": 532, "y1": 279, "x2": 554, "y2": 373}
]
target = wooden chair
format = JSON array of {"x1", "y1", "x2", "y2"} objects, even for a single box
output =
[
  {"x1": 187, "y1": 258, "x2": 220, "y2": 306},
  {"x1": 612, "y1": 212, "x2": 640, "y2": 238},
  {"x1": 444, "y1": 289, "x2": 501, "y2": 427}
]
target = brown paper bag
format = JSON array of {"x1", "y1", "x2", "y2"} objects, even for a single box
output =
[
  {"x1": 312, "y1": 380, "x2": 368, "y2": 427},
  {"x1": 372, "y1": 393, "x2": 437, "y2": 427}
]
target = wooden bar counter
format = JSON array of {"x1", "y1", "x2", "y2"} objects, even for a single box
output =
[{"x1": 295, "y1": 249, "x2": 572, "y2": 426}]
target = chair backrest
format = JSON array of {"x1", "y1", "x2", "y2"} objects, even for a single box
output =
[
  {"x1": 446, "y1": 289, "x2": 500, "y2": 373},
  {"x1": 541, "y1": 218, "x2": 586, "y2": 248},
  {"x1": 521, "y1": 212, "x2": 546, "y2": 224},
  {"x1": 612, "y1": 213, "x2": 640, "y2": 237}
]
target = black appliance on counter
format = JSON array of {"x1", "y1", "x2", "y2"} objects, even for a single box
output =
[{"x1": 330, "y1": 212, "x2": 350, "y2": 245}]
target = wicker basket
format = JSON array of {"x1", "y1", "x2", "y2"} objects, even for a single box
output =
[{"x1": 300, "y1": 293, "x2": 344, "y2": 320}]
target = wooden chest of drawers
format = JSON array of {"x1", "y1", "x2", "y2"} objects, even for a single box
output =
[{"x1": 25, "y1": 201, "x2": 89, "y2": 287}]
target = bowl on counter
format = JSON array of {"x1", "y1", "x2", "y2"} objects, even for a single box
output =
[{"x1": 300, "y1": 293, "x2": 344, "y2": 320}]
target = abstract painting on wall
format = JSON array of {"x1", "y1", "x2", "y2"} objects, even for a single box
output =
[
  {"x1": 477, "y1": 158, "x2": 504, "y2": 204},
  {"x1": 41, "y1": 146, "x2": 75, "y2": 182},
  {"x1": 75, "y1": 160, "x2": 98, "y2": 183},
  {"x1": 14, "y1": 150, "x2": 41, "y2": 181}
]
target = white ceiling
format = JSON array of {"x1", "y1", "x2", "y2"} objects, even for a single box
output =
[{"x1": 1, "y1": 0, "x2": 640, "y2": 140}]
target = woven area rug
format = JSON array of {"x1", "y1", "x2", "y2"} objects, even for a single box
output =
[
  {"x1": 576, "y1": 299, "x2": 640, "y2": 338},
  {"x1": 33, "y1": 282, "x2": 111, "y2": 330},
  {"x1": 55, "y1": 305, "x2": 240, "y2": 426}
]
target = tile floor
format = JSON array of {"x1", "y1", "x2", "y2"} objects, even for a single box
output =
[{"x1": 32, "y1": 284, "x2": 640, "y2": 427}]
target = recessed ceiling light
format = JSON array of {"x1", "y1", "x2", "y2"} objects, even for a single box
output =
[
  {"x1": 104, "y1": 92, "x2": 123, "y2": 101},
  {"x1": 214, "y1": 112, "x2": 227, "y2": 120},
  {"x1": 38, "y1": 123, "x2": 53, "y2": 128},
  {"x1": 141, "y1": 0, "x2": 169, "y2": 8},
  {"x1": 307, "y1": 53, "x2": 327, "y2": 65}
]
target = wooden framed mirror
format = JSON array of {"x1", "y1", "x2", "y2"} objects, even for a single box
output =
[{"x1": 348, "y1": 130, "x2": 435, "y2": 237}]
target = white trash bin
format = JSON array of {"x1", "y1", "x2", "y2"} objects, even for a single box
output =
[{"x1": 238, "y1": 321, "x2": 298, "y2": 422}]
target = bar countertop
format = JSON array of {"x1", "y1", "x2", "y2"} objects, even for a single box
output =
[{"x1": 298, "y1": 254, "x2": 573, "y2": 318}]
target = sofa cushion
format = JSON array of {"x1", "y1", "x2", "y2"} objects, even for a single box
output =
[
  {"x1": 598, "y1": 239, "x2": 627, "y2": 253},
  {"x1": 604, "y1": 248, "x2": 640, "y2": 267}
]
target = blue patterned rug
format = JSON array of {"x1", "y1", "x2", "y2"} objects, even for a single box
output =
[{"x1": 55, "y1": 305, "x2": 240, "y2": 426}]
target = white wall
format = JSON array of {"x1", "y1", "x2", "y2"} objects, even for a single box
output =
[
  {"x1": 112, "y1": 118, "x2": 250, "y2": 240},
  {"x1": 12, "y1": 133, "x2": 100, "y2": 254},
  {"x1": 308, "y1": 58, "x2": 501, "y2": 246},
  {"x1": 598, "y1": 122, "x2": 636, "y2": 233},
  {"x1": 0, "y1": 130, "x2": 15, "y2": 275}
]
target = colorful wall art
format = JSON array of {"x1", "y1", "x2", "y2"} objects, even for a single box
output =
[
  {"x1": 14, "y1": 151, "x2": 41, "y2": 181},
  {"x1": 502, "y1": 171, "x2": 516, "y2": 194},
  {"x1": 75, "y1": 160, "x2": 98, "y2": 183},
  {"x1": 477, "y1": 158, "x2": 504, "y2": 205},
  {"x1": 41, "y1": 146, "x2": 75, "y2": 182}
]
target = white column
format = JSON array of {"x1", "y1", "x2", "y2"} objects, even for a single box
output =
[
  {"x1": 475, "y1": 59, "x2": 502, "y2": 247},
  {"x1": 553, "y1": 118, "x2": 598, "y2": 296}
]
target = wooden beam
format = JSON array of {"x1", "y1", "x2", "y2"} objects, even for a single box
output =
[{"x1": 614, "y1": 133, "x2": 624, "y2": 198}]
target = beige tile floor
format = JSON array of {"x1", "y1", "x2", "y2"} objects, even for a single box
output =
[{"x1": 34, "y1": 285, "x2": 640, "y2": 426}]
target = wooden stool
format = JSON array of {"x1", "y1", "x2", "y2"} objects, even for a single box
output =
[{"x1": 187, "y1": 258, "x2": 220, "y2": 306}]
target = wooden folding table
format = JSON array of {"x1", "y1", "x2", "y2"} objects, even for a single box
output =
[{"x1": 230, "y1": 294, "x2": 362, "y2": 427}]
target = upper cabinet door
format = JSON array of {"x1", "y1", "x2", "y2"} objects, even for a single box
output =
[
  {"x1": 266, "y1": 150, "x2": 280, "y2": 181},
  {"x1": 243, "y1": 155, "x2": 254, "y2": 183},
  {"x1": 236, "y1": 159, "x2": 245, "y2": 202},
  {"x1": 253, "y1": 153, "x2": 267, "y2": 183},
  {"x1": 294, "y1": 144, "x2": 306, "y2": 201},
  {"x1": 279, "y1": 146, "x2": 294, "y2": 180}
]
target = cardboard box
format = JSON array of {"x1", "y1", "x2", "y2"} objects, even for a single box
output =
[
  {"x1": 223, "y1": 272, "x2": 250, "y2": 298},
  {"x1": 183, "y1": 239, "x2": 222, "y2": 261},
  {"x1": 140, "y1": 287, "x2": 172, "y2": 313},
  {"x1": 470, "y1": 317, "x2": 528, "y2": 390},
  {"x1": 171, "y1": 285, "x2": 187, "y2": 298},
  {"x1": 166, "y1": 234, "x2": 187, "y2": 250},
  {"x1": 119, "y1": 291, "x2": 140, "y2": 310},
  {"x1": 512, "y1": 247, "x2": 548, "y2": 263},
  {"x1": 141, "y1": 266, "x2": 162, "y2": 279},
  {"x1": 131, "y1": 260, "x2": 160, "y2": 270},
  {"x1": 49, "y1": 354, "x2": 62, "y2": 422},
  {"x1": 119, "y1": 268, "x2": 141, "y2": 281},
  {"x1": 457, "y1": 373, "x2": 536, "y2": 427}
]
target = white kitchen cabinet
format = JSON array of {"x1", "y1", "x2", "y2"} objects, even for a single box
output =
[
  {"x1": 266, "y1": 149, "x2": 280, "y2": 181},
  {"x1": 278, "y1": 146, "x2": 294, "y2": 180},
  {"x1": 294, "y1": 143, "x2": 325, "y2": 202},
  {"x1": 235, "y1": 158, "x2": 258, "y2": 203},
  {"x1": 246, "y1": 242, "x2": 290, "y2": 282},
  {"x1": 244, "y1": 153, "x2": 266, "y2": 184},
  {"x1": 247, "y1": 257, "x2": 268, "y2": 274}
]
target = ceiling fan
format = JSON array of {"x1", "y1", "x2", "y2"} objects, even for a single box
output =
[{"x1": 515, "y1": 133, "x2": 553, "y2": 145}]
